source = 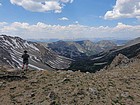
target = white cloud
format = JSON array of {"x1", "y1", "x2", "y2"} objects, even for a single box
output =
[
  {"x1": 75, "y1": 21, "x2": 79, "y2": 24},
  {"x1": 104, "y1": 0, "x2": 140, "y2": 19},
  {"x1": 58, "y1": 17, "x2": 69, "y2": 21},
  {"x1": 0, "y1": 3, "x2": 2, "y2": 6},
  {"x1": 10, "y1": 0, "x2": 74, "y2": 13},
  {"x1": 0, "y1": 22, "x2": 7, "y2": 26},
  {"x1": 61, "y1": 0, "x2": 74, "y2": 3},
  {"x1": 0, "y1": 22, "x2": 140, "y2": 39}
]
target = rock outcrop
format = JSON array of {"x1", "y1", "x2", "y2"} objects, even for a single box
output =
[{"x1": 107, "y1": 53, "x2": 130, "y2": 69}]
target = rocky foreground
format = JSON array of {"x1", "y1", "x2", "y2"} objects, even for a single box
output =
[{"x1": 0, "y1": 59, "x2": 140, "y2": 105}]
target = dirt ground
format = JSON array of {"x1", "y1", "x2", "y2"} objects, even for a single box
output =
[{"x1": 0, "y1": 59, "x2": 140, "y2": 105}]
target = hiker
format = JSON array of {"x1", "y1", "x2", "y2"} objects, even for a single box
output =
[{"x1": 22, "y1": 50, "x2": 30, "y2": 70}]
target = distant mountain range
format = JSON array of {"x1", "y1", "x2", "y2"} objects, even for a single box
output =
[
  {"x1": 27, "y1": 38, "x2": 129, "y2": 45},
  {"x1": 0, "y1": 35, "x2": 140, "y2": 73},
  {"x1": 112, "y1": 40, "x2": 128, "y2": 45},
  {"x1": 41, "y1": 40, "x2": 117, "y2": 59}
]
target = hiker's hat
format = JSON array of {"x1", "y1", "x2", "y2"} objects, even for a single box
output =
[{"x1": 24, "y1": 50, "x2": 27, "y2": 53}]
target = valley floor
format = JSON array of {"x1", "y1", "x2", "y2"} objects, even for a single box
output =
[{"x1": 0, "y1": 59, "x2": 140, "y2": 105}]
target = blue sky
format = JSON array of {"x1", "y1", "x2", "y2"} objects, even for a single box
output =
[{"x1": 0, "y1": 0, "x2": 140, "y2": 39}]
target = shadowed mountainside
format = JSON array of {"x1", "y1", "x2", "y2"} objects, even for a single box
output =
[{"x1": 69, "y1": 38, "x2": 140, "y2": 72}]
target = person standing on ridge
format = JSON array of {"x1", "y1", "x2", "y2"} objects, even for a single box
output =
[{"x1": 22, "y1": 50, "x2": 30, "y2": 70}]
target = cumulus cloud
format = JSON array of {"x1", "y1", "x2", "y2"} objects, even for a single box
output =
[
  {"x1": 104, "y1": 0, "x2": 140, "y2": 19},
  {"x1": 58, "y1": 17, "x2": 69, "y2": 21},
  {"x1": 0, "y1": 22, "x2": 140, "y2": 39},
  {"x1": 0, "y1": 3, "x2": 2, "y2": 6},
  {"x1": 10, "y1": 0, "x2": 74, "y2": 13}
]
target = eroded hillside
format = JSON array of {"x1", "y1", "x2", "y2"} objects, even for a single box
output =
[{"x1": 0, "y1": 35, "x2": 72, "y2": 70}]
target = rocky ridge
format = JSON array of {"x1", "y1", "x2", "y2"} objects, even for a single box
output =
[
  {"x1": 105, "y1": 53, "x2": 130, "y2": 70},
  {"x1": 0, "y1": 58, "x2": 140, "y2": 105}
]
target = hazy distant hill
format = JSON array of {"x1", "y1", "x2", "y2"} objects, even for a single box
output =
[
  {"x1": 112, "y1": 40, "x2": 128, "y2": 45},
  {"x1": 125, "y1": 37, "x2": 140, "y2": 46}
]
